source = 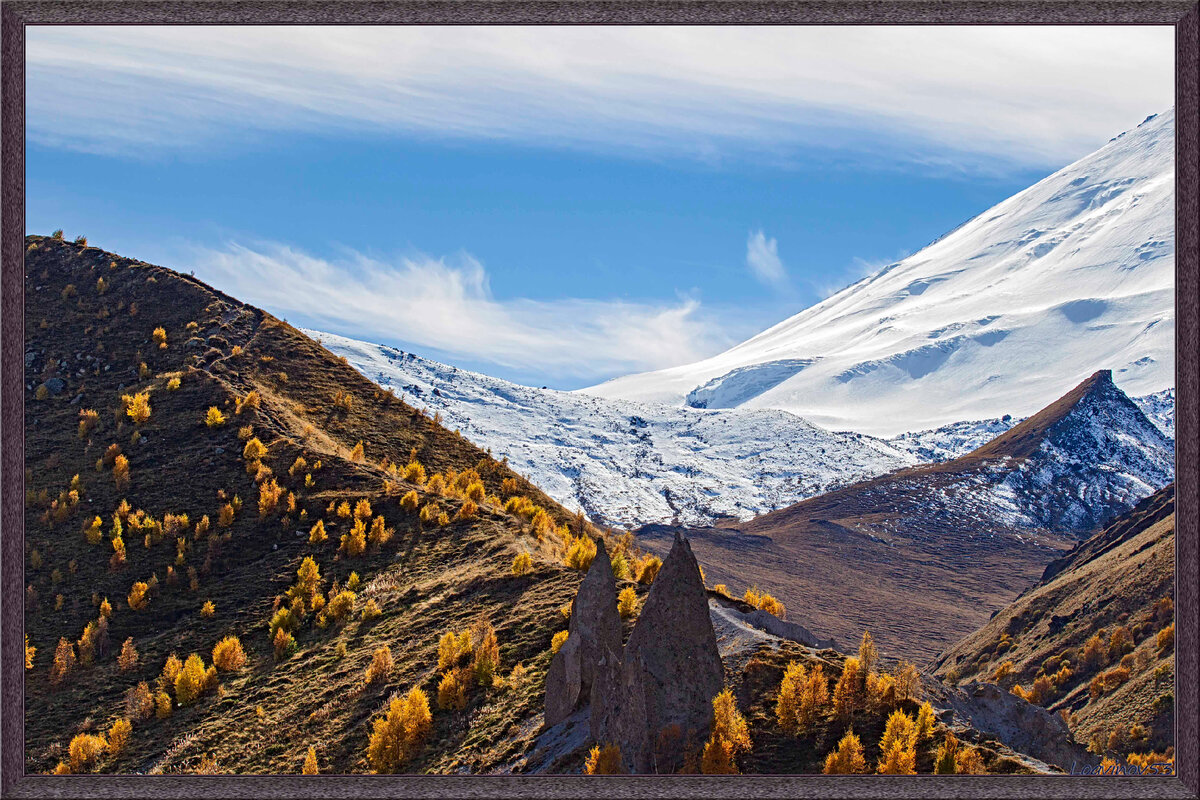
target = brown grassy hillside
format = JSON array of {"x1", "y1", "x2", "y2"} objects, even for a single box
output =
[
  {"x1": 20, "y1": 234, "x2": 645, "y2": 774},
  {"x1": 930, "y1": 485, "x2": 1176, "y2": 762}
]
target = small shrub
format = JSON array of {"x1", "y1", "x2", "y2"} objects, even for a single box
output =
[
  {"x1": 635, "y1": 555, "x2": 662, "y2": 584},
  {"x1": 78, "y1": 409, "x2": 100, "y2": 438},
  {"x1": 258, "y1": 478, "x2": 283, "y2": 518},
  {"x1": 955, "y1": 746, "x2": 986, "y2": 774},
  {"x1": 234, "y1": 390, "x2": 260, "y2": 415},
  {"x1": 564, "y1": 535, "x2": 597, "y2": 571},
  {"x1": 1157, "y1": 623, "x2": 1175, "y2": 652},
  {"x1": 324, "y1": 590, "x2": 357, "y2": 624},
  {"x1": 584, "y1": 744, "x2": 623, "y2": 775},
  {"x1": 403, "y1": 460, "x2": 426, "y2": 485},
  {"x1": 339, "y1": 520, "x2": 367, "y2": 557},
  {"x1": 437, "y1": 671, "x2": 468, "y2": 711},
  {"x1": 242, "y1": 437, "x2": 267, "y2": 463},
  {"x1": 455, "y1": 498, "x2": 478, "y2": 521},
  {"x1": 303, "y1": 746, "x2": 319, "y2": 775},
  {"x1": 50, "y1": 638, "x2": 76, "y2": 686},
  {"x1": 309, "y1": 519, "x2": 327, "y2": 544},
  {"x1": 349, "y1": 441, "x2": 365, "y2": 462},
  {"x1": 1153, "y1": 596, "x2": 1174, "y2": 625},
  {"x1": 1081, "y1": 633, "x2": 1108, "y2": 672},
  {"x1": 152, "y1": 327, "x2": 167, "y2": 348},
  {"x1": 107, "y1": 718, "x2": 132, "y2": 756},
  {"x1": 205, "y1": 407, "x2": 226, "y2": 427},
  {"x1": 127, "y1": 581, "x2": 149, "y2": 610},
  {"x1": 991, "y1": 660, "x2": 1015, "y2": 684},
  {"x1": 113, "y1": 454, "x2": 131, "y2": 489},
  {"x1": 125, "y1": 682, "x2": 154, "y2": 720},
  {"x1": 824, "y1": 729, "x2": 867, "y2": 774},
  {"x1": 366, "y1": 688, "x2": 432, "y2": 773},
  {"x1": 364, "y1": 646, "x2": 394, "y2": 685},
  {"x1": 118, "y1": 638, "x2": 138, "y2": 671},
  {"x1": 617, "y1": 586, "x2": 639, "y2": 618},
  {"x1": 174, "y1": 654, "x2": 210, "y2": 705},
  {"x1": 155, "y1": 691, "x2": 173, "y2": 718},
  {"x1": 67, "y1": 733, "x2": 106, "y2": 773},
  {"x1": 273, "y1": 628, "x2": 297, "y2": 662},
  {"x1": 123, "y1": 392, "x2": 152, "y2": 424},
  {"x1": 511, "y1": 552, "x2": 533, "y2": 576},
  {"x1": 362, "y1": 598, "x2": 382, "y2": 621},
  {"x1": 368, "y1": 516, "x2": 392, "y2": 548},
  {"x1": 744, "y1": 586, "x2": 786, "y2": 619},
  {"x1": 400, "y1": 491, "x2": 420, "y2": 513},
  {"x1": 212, "y1": 637, "x2": 246, "y2": 671},
  {"x1": 470, "y1": 618, "x2": 500, "y2": 687},
  {"x1": 167, "y1": 376, "x2": 181, "y2": 391},
  {"x1": 551, "y1": 630, "x2": 569, "y2": 655}
]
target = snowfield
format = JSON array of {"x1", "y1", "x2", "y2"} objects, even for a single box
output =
[
  {"x1": 308, "y1": 330, "x2": 914, "y2": 526},
  {"x1": 313, "y1": 331, "x2": 1174, "y2": 529},
  {"x1": 583, "y1": 110, "x2": 1175, "y2": 437}
]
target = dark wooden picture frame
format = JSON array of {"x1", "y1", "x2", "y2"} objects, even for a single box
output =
[{"x1": 2, "y1": 3, "x2": 1196, "y2": 798}]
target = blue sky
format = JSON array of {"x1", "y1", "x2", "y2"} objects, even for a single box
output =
[{"x1": 25, "y1": 26, "x2": 1174, "y2": 389}]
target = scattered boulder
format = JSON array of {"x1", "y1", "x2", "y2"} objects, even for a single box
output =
[
  {"x1": 544, "y1": 539, "x2": 622, "y2": 727},
  {"x1": 44, "y1": 377, "x2": 66, "y2": 396}
]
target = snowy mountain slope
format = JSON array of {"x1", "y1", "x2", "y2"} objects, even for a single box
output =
[
  {"x1": 308, "y1": 330, "x2": 914, "y2": 526},
  {"x1": 891, "y1": 385, "x2": 1175, "y2": 464},
  {"x1": 313, "y1": 330, "x2": 1173, "y2": 530},
  {"x1": 978, "y1": 370, "x2": 1174, "y2": 530},
  {"x1": 584, "y1": 109, "x2": 1175, "y2": 437},
  {"x1": 1133, "y1": 387, "x2": 1175, "y2": 439}
]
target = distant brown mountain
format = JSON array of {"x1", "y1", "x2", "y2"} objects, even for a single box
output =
[{"x1": 635, "y1": 372, "x2": 1171, "y2": 663}]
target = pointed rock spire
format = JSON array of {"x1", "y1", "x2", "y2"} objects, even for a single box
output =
[
  {"x1": 544, "y1": 538, "x2": 622, "y2": 727},
  {"x1": 608, "y1": 533, "x2": 723, "y2": 773}
]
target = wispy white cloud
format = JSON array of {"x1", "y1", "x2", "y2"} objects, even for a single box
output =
[
  {"x1": 26, "y1": 26, "x2": 1173, "y2": 170},
  {"x1": 746, "y1": 230, "x2": 788, "y2": 288},
  {"x1": 183, "y1": 241, "x2": 733, "y2": 380}
]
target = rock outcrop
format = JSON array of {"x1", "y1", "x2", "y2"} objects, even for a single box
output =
[
  {"x1": 604, "y1": 532, "x2": 724, "y2": 773},
  {"x1": 923, "y1": 680, "x2": 1096, "y2": 771},
  {"x1": 544, "y1": 539, "x2": 623, "y2": 727}
]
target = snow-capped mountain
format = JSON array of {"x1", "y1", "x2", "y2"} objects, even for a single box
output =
[
  {"x1": 976, "y1": 370, "x2": 1174, "y2": 530},
  {"x1": 313, "y1": 330, "x2": 1174, "y2": 529},
  {"x1": 308, "y1": 330, "x2": 914, "y2": 527},
  {"x1": 584, "y1": 110, "x2": 1175, "y2": 437}
]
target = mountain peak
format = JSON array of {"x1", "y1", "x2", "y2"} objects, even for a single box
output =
[
  {"x1": 583, "y1": 108, "x2": 1175, "y2": 437},
  {"x1": 965, "y1": 369, "x2": 1122, "y2": 463}
]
